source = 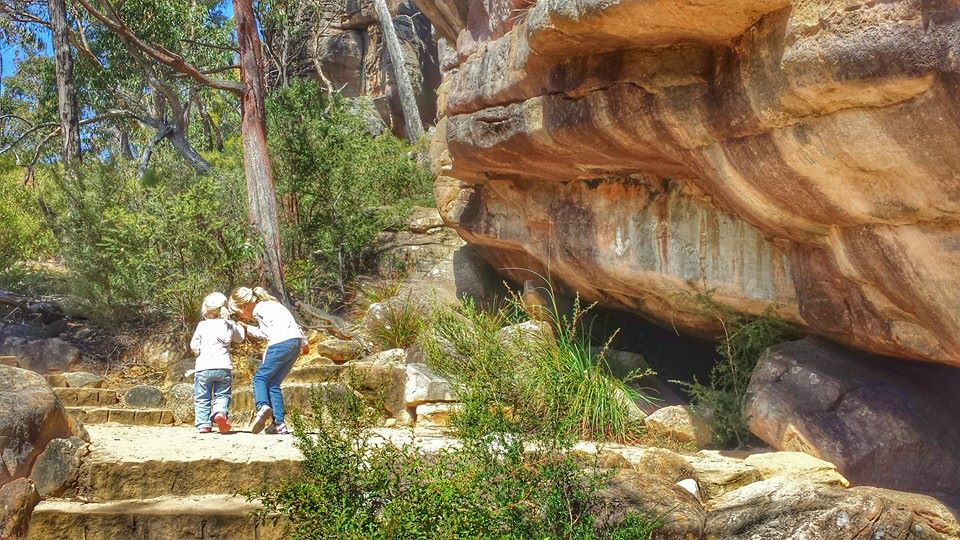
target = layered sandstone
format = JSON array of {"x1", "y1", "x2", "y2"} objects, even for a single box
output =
[{"x1": 419, "y1": 0, "x2": 960, "y2": 365}]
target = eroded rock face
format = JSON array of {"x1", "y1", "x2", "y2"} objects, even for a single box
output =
[
  {"x1": 420, "y1": 0, "x2": 960, "y2": 366},
  {"x1": 746, "y1": 337, "x2": 960, "y2": 495}
]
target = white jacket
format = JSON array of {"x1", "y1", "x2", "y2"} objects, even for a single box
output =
[
  {"x1": 190, "y1": 319, "x2": 244, "y2": 371},
  {"x1": 246, "y1": 300, "x2": 305, "y2": 347}
]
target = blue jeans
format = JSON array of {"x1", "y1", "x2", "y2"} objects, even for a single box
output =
[
  {"x1": 253, "y1": 338, "x2": 300, "y2": 426},
  {"x1": 194, "y1": 368, "x2": 233, "y2": 428}
]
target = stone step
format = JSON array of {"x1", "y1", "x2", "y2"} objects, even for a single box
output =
[
  {"x1": 27, "y1": 495, "x2": 284, "y2": 540},
  {"x1": 54, "y1": 387, "x2": 120, "y2": 407},
  {"x1": 284, "y1": 363, "x2": 348, "y2": 384},
  {"x1": 66, "y1": 407, "x2": 175, "y2": 426},
  {"x1": 78, "y1": 425, "x2": 303, "y2": 501}
]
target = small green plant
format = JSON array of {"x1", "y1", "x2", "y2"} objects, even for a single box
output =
[
  {"x1": 252, "y1": 381, "x2": 661, "y2": 539},
  {"x1": 366, "y1": 299, "x2": 427, "y2": 351},
  {"x1": 350, "y1": 278, "x2": 403, "y2": 318},
  {"x1": 676, "y1": 297, "x2": 789, "y2": 447}
]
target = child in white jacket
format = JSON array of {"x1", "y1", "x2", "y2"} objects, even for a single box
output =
[{"x1": 190, "y1": 292, "x2": 244, "y2": 433}]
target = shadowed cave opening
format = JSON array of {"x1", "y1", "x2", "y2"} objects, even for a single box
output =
[{"x1": 583, "y1": 303, "x2": 722, "y2": 406}]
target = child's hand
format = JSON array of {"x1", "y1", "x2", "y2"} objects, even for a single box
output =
[{"x1": 301, "y1": 343, "x2": 310, "y2": 355}]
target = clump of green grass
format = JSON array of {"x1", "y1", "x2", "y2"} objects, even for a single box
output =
[
  {"x1": 676, "y1": 298, "x2": 790, "y2": 447},
  {"x1": 366, "y1": 298, "x2": 427, "y2": 351},
  {"x1": 423, "y1": 283, "x2": 653, "y2": 444}
]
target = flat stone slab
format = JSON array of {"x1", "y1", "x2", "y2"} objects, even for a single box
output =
[
  {"x1": 28, "y1": 495, "x2": 283, "y2": 540},
  {"x1": 78, "y1": 425, "x2": 457, "y2": 501},
  {"x1": 54, "y1": 388, "x2": 119, "y2": 407}
]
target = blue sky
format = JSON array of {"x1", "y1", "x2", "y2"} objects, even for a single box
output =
[{"x1": 1, "y1": 0, "x2": 234, "y2": 79}]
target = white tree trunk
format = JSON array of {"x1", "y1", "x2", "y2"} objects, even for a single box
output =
[{"x1": 372, "y1": 0, "x2": 424, "y2": 143}]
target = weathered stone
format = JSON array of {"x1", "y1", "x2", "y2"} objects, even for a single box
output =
[
  {"x1": 420, "y1": 0, "x2": 960, "y2": 367},
  {"x1": 705, "y1": 477, "x2": 960, "y2": 540},
  {"x1": 362, "y1": 348, "x2": 408, "y2": 365},
  {"x1": 166, "y1": 383, "x2": 195, "y2": 424},
  {"x1": 644, "y1": 406, "x2": 710, "y2": 447},
  {"x1": 415, "y1": 402, "x2": 460, "y2": 426},
  {"x1": 634, "y1": 447, "x2": 696, "y2": 484},
  {"x1": 59, "y1": 371, "x2": 103, "y2": 388},
  {"x1": 0, "y1": 478, "x2": 40, "y2": 539},
  {"x1": 0, "y1": 337, "x2": 80, "y2": 374},
  {"x1": 406, "y1": 206, "x2": 443, "y2": 233},
  {"x1": 140, "y1": 333, "x2": 193, "y2": 385},
  {"x1": 682, "y1": 451, "x2": 761, "y2": 501},
  {"x1": 343, "y1": 360, "x2": 407, "y2": 416},
  {"x1": 123, "y1": 385, "x2": 165, "y2": 408},
  {"x1": 404, "y1": 363, "x2": 456, "y2": 405},
  {"x1": 315, "y1": 338, "x2": 363, "y2": 364},
  {"x1": 53, "y1": 388, "x2": 119, "y2": 407},
  {"x1": 596, "y1": 470, "x2": 705, "y2": 540},
  {"x1": 29, "y1": 436, "x2": 87, "y2": 497},
  {"x1": 746, "y1": 337, "x2": 960, "y2": 494},
  {"x1": 743, "y1": 451, "x2": 848, "y2": 488},
  {"x1": 0, "y1": 365, "x2": 73, "y2": 484},
  {"x1": 0, "y1": 355, "x2": 18, "y2": 367}
]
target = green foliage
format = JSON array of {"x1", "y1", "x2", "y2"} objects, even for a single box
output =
[
  {"x1": 49, "y1": 159, "x2": 256, "y2": 326},
  {"x1": 253, "y1": 385, "x2": 661, "y2": 539},
  {"x1": 0, "y1": 159, "x2": 55, "y2": 285},
  {"x1": 267, "y1": 81, "x2": 433, "y2": 305},
  {"x1": 677, "y1": 302, "x2": 789, "y2": 448},
  {"x1": 423, "y1": 290, "x2": 651, "y2": 444},
  {"x1": 366, "y1": 299, "x2": 427, "y2": 351}
]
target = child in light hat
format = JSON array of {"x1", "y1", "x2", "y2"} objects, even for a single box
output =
[{"x1": 189, "y1": 292, "x2": 244, "y2": 433}]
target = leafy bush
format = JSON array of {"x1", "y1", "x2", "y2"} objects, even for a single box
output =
[
  {"x1": 0, "y1": 159, "x2": 56, "y2": 285},
  {"x1": 253, "y1": 383, "x2": 661, "y2": 539},
  {"x1": 267, "y1": 81, "x2": 433, "y2": 306},
  {"x1": 48, "y1": 160, "x2": 257, "y2": 326},
  {"x1": 423, "y1": 291, "x2": 651, "y2": 444},
  {"x1": 678, "y1": 308, "x2": 789, "y2": 447}
]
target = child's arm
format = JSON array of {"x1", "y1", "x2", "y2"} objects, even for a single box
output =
[
  {"x1": 190, "y1": 325, "x2": 202, "y2": 356},
  {"x1": 229, "y1": 320, "x2": 245, "y2": 343}
]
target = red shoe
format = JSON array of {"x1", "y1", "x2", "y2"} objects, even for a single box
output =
[
  {"x1": 213, "y1": 412, "x2": 232, "y2": 434},
  {"x1": 197, "y1": 426, "x2": 212, "y2": 433}
]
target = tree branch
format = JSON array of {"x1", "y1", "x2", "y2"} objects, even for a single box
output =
[{"x1": 74, "y1": 0, "x2": 245, "y2": 95}]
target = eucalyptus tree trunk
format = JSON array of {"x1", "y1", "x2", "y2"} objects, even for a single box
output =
[
  {"x1": 234, "y1": 0, "x2": 287, "y2": 302},
  {"x1": 372, "y1": 0, "x2": 423, "y2": 143},
  {"x1": 48, "y1": 0, "x2": 82, "y2": 163}
]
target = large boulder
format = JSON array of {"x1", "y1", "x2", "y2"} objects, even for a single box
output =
[
  {"x1": 0, "y1": 478, "x2": 41, "y2": 539},
  {"x1": 420, "y1": 0, "x2": 960, "y2": 367},
  {"x1": 595, "y1": 469, "x2": 705, "y2": 539},
  {"x1": 0, "y1": 365, "x2": 74, "y2": 484},
  {"x1": 705, "y1": 477, "x2": 960, "y2": 540},
  {"x1": 644, "y1": 406, "x2": 710, "y2": 448},
  {"x1": 745, "y1": 337, "x2": 960, "y2": 494},
  {"x1": 0, "y1": 337, "x2": 80, "y2": 374},
  {"x1": 29, "y1": 436, "x2": 87, "y2": 497},
  {"x1": 404, "y1": 363, "x2": 457, "y2": 406}
]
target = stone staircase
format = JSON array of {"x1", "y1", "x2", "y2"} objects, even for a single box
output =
[
  {"x1": 27, "y1": 422, "x2": 456, "y2": 539},
  {"x1": 26, "y1": 355, "x2": 463, "y2": 538},
  {"x1": 27, "y1": 424, "x2": 301, "y2": 539}
]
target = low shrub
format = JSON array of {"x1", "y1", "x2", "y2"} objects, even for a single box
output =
[
  {"x1": 253, "y1": 385, "x2": 661, "y2": 539},
  {"x1": 48, "y1": 160, "x2": 257, "y2": 327},
  {"x1": 0, "y1": 158, "x2": 56, "y2": 286},
  {"x1": 677, "y1": 307, "x2": 789, "y2": 448}
]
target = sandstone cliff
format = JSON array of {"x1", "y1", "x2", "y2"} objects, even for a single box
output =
[
  {"x1": 262, "y1": 0, "x2": 441, "y2": 138},
  {"x1": 418, "y1": 0, "x2": 960, "y2": 365}
]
